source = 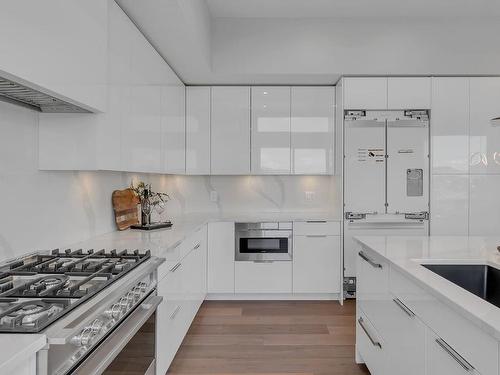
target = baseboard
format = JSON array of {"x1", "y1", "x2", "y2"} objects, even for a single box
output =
[{"x1": 206, "y1": 293, "x2": 341, "y2": 301}]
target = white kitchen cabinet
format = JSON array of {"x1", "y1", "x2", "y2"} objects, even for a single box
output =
[
  {"x1": 293, "y1": 235, "x2": 340, "y2": 293},
  {"x1": 207, "y1": 222, "x2": 235, "y2": 293},
  {"x1": 356, "y1": 310, "x2": 388, "y2": 375},
  {"x1": 469, "y1": 175, "x2": 500, "y2": 236},
  {"x1": 186, "y1": 87, "x2": 211, "y2": 175},
  {"x1": 469, "y1": 77, "x2": 500, "y2": 175},
  {"x1": 211, "y1": 87, "x2": 251, "y2": 175},
  {"x1": 426, "y1": 330, "x2": 481, "y2": 375},
  {"x1": 162, "y1": 85, "x2": 186, "y2": 174},
  {"x1": 251, "y1": 87, "x2": 291, "y2": 174},
  {"x1": 0, "y1": 0, "x2": 107, "y2": 112},
  {"x1": 343, "y1": 77, "x2": 388, "y2": 110},
  {"x1": 431, "y1": 77, "x2": 470, "y2": 174},
  {"x1": 291, "y1": 87, "x2": 335, "y2": 175},
  {"x1": 235, "y1": 261, "x2": 292, "y2": 293},
  {"x1": 387, "y1": 77, "x2": 431, "y2": 109},
  {"x1": 122, "y1": 86, "x2": 163, "y2": 173},
  {"x1": 430, "y1": 175, "x2": 469, "y2": 235}
]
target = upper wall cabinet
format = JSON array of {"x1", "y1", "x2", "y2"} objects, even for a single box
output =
[
  {"x1": 291, "y1": 87, "x2": 335, "y2": 175},
  {"x1": 387, "y1": 77, "x2": 431, "y2": 109},
  {"x1": 0, "y1": 0, "x2": 107, "y2": 112},
  {"x1": 251, "y1": 87, "x2": 291, "y2": 174},
  {"x1": 343, "y1": 77, "x2": 431, "y2": 110},
  {"x1": 431, "y1": 77, "x2": 470, "y2": 174},
  {"x1": 469, "y1": 77, "x2": 500, "y2": 175},
  {"x1": 344, "y1": 77, "x2": 387, "y2": 110},
  {"x1": 186, "y1": 87, "x2": 211, "y2": 175},
  {"x1": 211, "y1": 87, "x2": 251, "y2": 175},
  {"x1": 162, "y1": 85, "x2": 186, "y2": 174}
]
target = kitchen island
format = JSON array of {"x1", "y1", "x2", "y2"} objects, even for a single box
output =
[{"x1": 354, "y1": 235, "x2": 500, "y2": 375}]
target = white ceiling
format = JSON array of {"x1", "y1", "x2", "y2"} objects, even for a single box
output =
[{"x1": 207, "y1": 0, "x2": 500, "y2": 19}]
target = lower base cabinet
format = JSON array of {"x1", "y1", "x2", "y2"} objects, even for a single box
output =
[
  {"x1": 356, "y1": 311, "x2": 387, "y2": 375},
  {"x1": 156, "y1": 226, "x2": 207, "y2": 375},
  {"x1": 235, "y1": 261, "x2": 292, "y2": 293}
]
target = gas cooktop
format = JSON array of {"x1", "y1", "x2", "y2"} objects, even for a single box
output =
[{"x1": 0, "y1": 248, "x2": 150, "y2": 333}]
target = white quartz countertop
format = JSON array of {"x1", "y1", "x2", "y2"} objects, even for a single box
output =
[
  {"x1": 0, "y1": 334, "x2": 46, "y2": 373},
  {"x1": 354, "y1": 235, "x2": 500, "y2": 340},
  {"x1": 73, "y1": 212, "x2": 340, "y2": 263}
]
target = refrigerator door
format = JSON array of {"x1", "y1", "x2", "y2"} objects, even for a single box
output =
[
  {"x1": 387, "y1": 118, "x2": 429, "y2": 214},
  {"x1": 343, "y1": 215, "x2": 429, "y2": 278},
  {"x1": 344, "y1": 118, "x2": 386, "y2": 214}
]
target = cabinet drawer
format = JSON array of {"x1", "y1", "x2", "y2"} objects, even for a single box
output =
[
  {"x1": 391, "y1": 268, "x2": 498, "y2": 375},
  {"x1": 356, "y1": 249, "x2": 389, "y2": 329},
  {"x1": 356, "y1": 310, "x2": 387, "y2": 375},
  {"x1": 235, "y1": 261, "x2": 292, "y2": 293},
  {"x1": 293, "y1": 221, "x2": 340, "y2": 236}
]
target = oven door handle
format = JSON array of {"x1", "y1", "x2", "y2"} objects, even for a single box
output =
[{"x1": 72, "y1": 292, "x2": 162, "y2": 375}]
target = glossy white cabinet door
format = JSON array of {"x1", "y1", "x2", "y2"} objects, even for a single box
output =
[
  {"x1": 426, "y1": 330, "x2": 480, "y2": 375},
  {"x1": 207, "y1": 222, "x2": 235, "y2": 293},
  {"x1": 293, "y1": 235, "x2": 340, "y2": 293},
  {"x1": 235, "y1": 261, "x2": 292, "y2": 293},
  {"x1": 387, "y1": 77, "x2": 431, "y2": 109},
  {"x1": 430, "y1": 175, "x2": 469, "y2": 235},
  {"x1": 469, "y1": 175, "x2": 500, "y2": 235},
  {"x1": 122, "y1": 86, "x2": 162, "y2": 173},
  {"x1": 186, "y1": 87, "x2": 211, "y2": 175},
  {"x1": 291, "y1": 87, "x2": 335, "y2": 175},
  {"x1": 356, "y1": 310, "x2": 388, "y2": 375},
  {"x1": 251, "y1": 87, "x2": 291, "y2": 174},
  {"x1": 162, "y1": 85, "x2": 186, "y2": 174},
  {"x1": 211, "y1": 87, "x2": 251, "y2": 175},
  {"x1": 343, "y1": 77, "x2": 388, "y2": 110},
  {"x1": 431, "y1": 77, "x2": 470, "y2": 174},
  {"x1": 469, "y1": 77, "x2": 500, "y2": 174}
]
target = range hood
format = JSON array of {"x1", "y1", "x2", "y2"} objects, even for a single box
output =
[{"x1": 0, "y1": 75, "x2": 91, "y2": 113}]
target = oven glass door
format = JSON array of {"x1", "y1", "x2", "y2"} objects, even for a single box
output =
[{"x1": 240, "y1": 237, "x2": 289, "y2": 254}]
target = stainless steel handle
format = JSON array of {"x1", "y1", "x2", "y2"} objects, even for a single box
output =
[
  {"x1": 306, "y1": 220, "x2": 327, "y2": 223},
  {"x1": 170, "y1": 305, "x2": 181, "y2": 320},
  {"x1": 306, "y1": 235, "x2": 327, "y2": 238},
  {"x1": 252, "y1": 260, "x2": 275, "y2": 263},
  {"x1": 435, "y1": 338, "x2": 474, "y2": 372},
  {"x1": 393, "y1": 298, "x2": 415, "y2": 318},
  {"x1": 358, "y1": 317, "x2": 382, "y2": 349},
  {"x1": 193, "y1": 243, "x2": 200, "y2": 250},
  {"x1": 358, "y1": 251, "x2": 383, "y2": 269},
  {"x1": 170, "y1": 262, "x2": 181, "y2": 272}
]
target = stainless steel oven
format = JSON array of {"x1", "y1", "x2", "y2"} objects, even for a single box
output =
[{"x1": 235, "y1": 222, "x2": 293, "y2": 261}]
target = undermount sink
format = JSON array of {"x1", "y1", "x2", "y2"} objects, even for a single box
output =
[{"x1": 422, "y1": 264, "x2": 500, "y2": 308}]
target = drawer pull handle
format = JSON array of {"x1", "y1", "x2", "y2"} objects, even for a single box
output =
[
  {"x1": 358, "y1": 317, "x2": 382, "y2": 349},
  {"x1": 435, "y1": 338, "x2": 474, "y2": 372},
  {"x1": 169, "y1": 305, "x2": 181, "y2": 320},
  {"x1": 393, "y1": 298, "x2": 415, "y2": 318},
  {"x1": 253, "y1": 260, "x2": 274, "y2": 263},
  {"x1": 358, "y1": 251, "x2": 383, "y2": 269},
  {"x1": 193, "y1": 243, "x2": 200, "y2": 250},
  {"x1": 306, "y1": 220, "x2": 327, "y2": 223},
  {"x1": 306, "y1": 235, "x2": 327, "y2": 238},
  {"x1": 170, "y1": 262, "x2": 182, "y2": 272}
]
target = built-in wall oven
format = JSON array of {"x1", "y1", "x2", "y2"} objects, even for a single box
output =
[{"x1": 235, "y1": 222, "x2": 293, "y2": 261}]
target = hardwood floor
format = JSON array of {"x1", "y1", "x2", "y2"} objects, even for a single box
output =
[{"x1": 167, "y1": 300, "x2": 370, "y2": 375}]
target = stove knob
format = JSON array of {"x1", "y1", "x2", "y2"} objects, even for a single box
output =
[
  {"x1": 132, "y1": 286, "x2": 143, "y2": 299},
  {"x1": 105, "y1": 303, "x2": 123, "y2": 320},
  {"x1": 137, "y1": 282, "x2": 148, "y2": 293},
  {"x1": 119, "y1": 296, "x2": 132, "y2": 310},
  {"x1": 126, "y1": 291, "x2": 138, "y2": 303},
  {"x1": 89, "y1": 319, "x2": 104, "y2": 335}
]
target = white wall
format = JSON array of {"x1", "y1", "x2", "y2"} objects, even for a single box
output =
[
  {"x1": 151, "y1": 174, "x2": 341, "y2": 216},
  {"x1": 0, "y1": 101, "x2": 150, "y2": 259},
  {"x1": 210, "y1": 18, "x2": 500, "y2": 84}
]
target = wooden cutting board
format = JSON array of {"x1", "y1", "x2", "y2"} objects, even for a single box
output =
[{"x1": 112, "y1": 188, "x2": 140, "y2": 230}]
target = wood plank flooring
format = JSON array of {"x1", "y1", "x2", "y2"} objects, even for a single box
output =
[{"x1": 166, "y1": 300, "x2": 370, "y2": 375}]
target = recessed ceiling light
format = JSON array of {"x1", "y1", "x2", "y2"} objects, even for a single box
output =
[{"x1": 263, "y1": 91, "x2": 268, "y2": 95}]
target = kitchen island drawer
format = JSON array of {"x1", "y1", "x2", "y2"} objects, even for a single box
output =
[
  {"x1": 390, "y1": 268, "x2": 498, "y2": 375},
  {"x1": 356, "y1": 310, "x2": 387, "y2": 375}
]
